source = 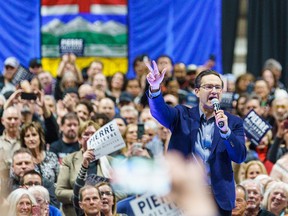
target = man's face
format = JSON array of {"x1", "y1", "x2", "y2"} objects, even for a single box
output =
[
  {"x1": 4, "y1": 65, "x2": 18, "y2": 81},
  {"x1": 92, "y1": 73, "x2": 107, "y2": 91},
  {"x1": 61, "y1": 118, "x2": 79, "y2": 141},
  {"x1": 98, "y1": 99, "x2": 115, "y2": 119},
  {"x1": 1, "y1": 107, "x2": 21, "y2": 134},
  {"x1": 272, "y1": 99, "x2": 288, "y2": 121},
  {"x1": 79, "y1": 188, "x2": 101, "y2": 215},
  {"x1": 174, "y1": 63, "x2": 186, "y2": 82},
  {"x1": 12, "y1": 153, "x2": 34, "y2": 177},
  {"x1": 245, "y1": 182, "x2": 262, "y2": 211},
  {"x1": 232, "y1": 188, "x2": 247, "y2": 216},
  {"x1": 195, "y1": 74, "x2": 223, "y2": 111},
  {"x1": 244, "y1": 99, "x2": 263, "y2": 117},
  {"x1": 23, "y1": 174, "x2": 42, "y2": 187}
]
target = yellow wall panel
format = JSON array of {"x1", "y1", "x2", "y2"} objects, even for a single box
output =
[{"x1": 42, "y1": 57, "x2": 128, "y2": 77}]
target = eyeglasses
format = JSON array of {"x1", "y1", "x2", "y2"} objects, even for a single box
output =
[
  {"x1": 24, "y1": 181, "x2": 41, "y2": 186},
  {"x1": 100, "y1": 191, "x2": 113, "y2": 197},
  {"x1": 200, "y1": 84, "x2": 223, "y2": 91}
]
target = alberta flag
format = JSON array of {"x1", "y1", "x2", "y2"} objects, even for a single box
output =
[{"x1": 41, "y1": 0, "x2": 127, "y2": 57}]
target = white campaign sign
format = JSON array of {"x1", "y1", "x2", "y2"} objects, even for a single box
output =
[
  {"x1": 130, "y1": 194, "x2": 183, "y2": 216},
  {"x1": 87, "y1": 120, "x2": 125, "y2": 159}
]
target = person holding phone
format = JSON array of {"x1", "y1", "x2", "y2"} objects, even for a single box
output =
[{"x1": 146, "y1": 61, "x2": 246, "y2": 216}]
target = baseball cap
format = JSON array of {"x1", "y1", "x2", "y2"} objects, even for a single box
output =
[
  {"x1": 4, "y1": 57, "x2": 19, "y2": 68},
  {"x1": 29, "y1": 58, "x2": 42, "y2": 68}
]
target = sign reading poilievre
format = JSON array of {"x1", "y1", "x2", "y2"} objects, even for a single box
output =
[
  {"x1": 130, "y1": 194, "x2": 183, "y2": 216},
  {"x1": 59, "y1": 38, "x2": 84, "y2": 56},
  {"x1": 243, "y1": 110, "x2": 272, "y2": 145},
  {"x1": 87, "y1": 120, "x2": 125, "y2": 159}
]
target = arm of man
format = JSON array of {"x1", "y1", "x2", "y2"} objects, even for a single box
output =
[
  {"x1": 222, "y1": 115, "x2": 246, "y2": 163},
  {"x1": 145, "y1": 60, "x2": 178, "y2": 130}
]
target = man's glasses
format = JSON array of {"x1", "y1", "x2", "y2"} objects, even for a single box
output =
[
  {"x1": 200, "y1": 84, "x2": 223, "y2": 91},
  {"x1": 100, "y1": 191, "x2": 113, "y2": 197}
]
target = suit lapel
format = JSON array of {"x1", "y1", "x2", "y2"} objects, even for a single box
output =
[
  {"x1": 209, "y1": 124, "x2": 221, "y2": 159},
  {"x1": 189, "y1": 107, "x2": 201, "y2": 153}
]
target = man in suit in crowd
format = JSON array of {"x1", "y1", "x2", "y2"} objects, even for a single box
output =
[{"x1": 146, "y1": 60, "x2": 246, "y2": 216}]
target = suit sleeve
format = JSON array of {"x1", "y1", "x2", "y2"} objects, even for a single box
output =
[
  {"x1": 223, "y1": 116, "x2": 246, "y2": 163},
  {"x1": 147, "y1": 92, "x2": 178, "y2": 130},
  {"x1": 55, "y1": 156, "x2": 73, "y2": 204}
]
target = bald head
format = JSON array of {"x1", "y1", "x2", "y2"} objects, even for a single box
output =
[{"x1": 98, "y1": 98, "x2": 115, "y2": 119}]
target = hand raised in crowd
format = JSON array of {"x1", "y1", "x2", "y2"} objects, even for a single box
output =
[
  {"x1": 82, "y1": 149, "x2": 95, "y2": 168},
  {"x1": 62, "y1": 93, "x2": 76, "y2": 112},
  {"x1": 145, "y1": 60, "x2": 166, "y2": 91},
  {"x1": 214, "y1": 110, "x2": 229, "y2": 133},
  {"x1": 276, "y1": 120, "x2": 288, "y2": 138}
]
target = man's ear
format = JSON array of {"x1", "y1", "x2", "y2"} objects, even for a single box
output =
[
  {"x1": 79, "y1": 201, "x2": 83, "y2": 210},
  {"x1": 194, "y1": 88, "x2": 200, "y2": 97}
]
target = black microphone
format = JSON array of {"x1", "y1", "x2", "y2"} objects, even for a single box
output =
[{"x1": 211, "y1": 98, "x2": 224, "y2": 128}]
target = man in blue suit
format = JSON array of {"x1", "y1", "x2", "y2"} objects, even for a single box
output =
[{"x1": 146, "y1": 61, "x2": 246, "y2": 216}]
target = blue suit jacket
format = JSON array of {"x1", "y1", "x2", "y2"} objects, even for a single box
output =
[{"x1": 148, "y1": 93, "x2": 246, "y2": 211}]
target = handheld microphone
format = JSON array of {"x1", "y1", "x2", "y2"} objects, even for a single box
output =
[{"x1": 211, "y1": 98, "x2": 224, "y2": 128}]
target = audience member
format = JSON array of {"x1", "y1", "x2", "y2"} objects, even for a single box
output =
[
  {"x1": 262, "y1": 182, "x2": 288, "y2": 216},
  {"x1": 79, "y1": 185, "x2": 102, "y2": 216},
  {"x1": 20, "y1": 121, "x2": 59, "y2": 183},
  {"x1": 0, "y1": 106, "x2": 21, "y2": 176},
  {"x1": 7, "y1": 188, "x2": 37, "y2": 216},
  {"x1": 241, "y1": 179, "x2": 275, "y2": 216},
  {"x1": 56, "y1": 121, "x2": 112, "y2": 216},
  {"x1": 28, "y1": 185, "x2": 62, "y2": 216},
  {"x1": 232, "y1": 185, "x2": 247, "y2": 216},
  {"x1": 244, "y1": 160, "x2": 267, "y2": 180}
]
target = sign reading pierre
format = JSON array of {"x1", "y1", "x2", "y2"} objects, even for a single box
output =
[
  {"x1": 87, "y1": 120, "x2": 125, "y2": 159},
  {"x1": 243, "y1": 110, "x2": 271, "y2": 145},
  {"x1": 130, "y1": 193, "x2": 183, "y2": 216}
]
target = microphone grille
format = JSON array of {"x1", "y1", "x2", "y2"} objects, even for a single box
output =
[{"x1": 211, "y1": 98, "x2": 219, "y2": 105}]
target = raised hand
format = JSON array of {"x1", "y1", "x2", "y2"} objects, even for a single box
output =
[
  {"x1": 145, "y1": 60, "x2": 166, "y2": 91},
  {"x1": 82, "y1": 149, "x2": 95, "y2": 168}
]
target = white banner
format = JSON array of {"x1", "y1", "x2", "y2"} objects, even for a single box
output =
[{"x1": 87, "y1": 120, "x2": 125, "y2": 159}]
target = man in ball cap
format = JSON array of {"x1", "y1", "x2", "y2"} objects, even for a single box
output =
[{"x1": 0, "y1": 57, "x2": 20, "y2": 94}]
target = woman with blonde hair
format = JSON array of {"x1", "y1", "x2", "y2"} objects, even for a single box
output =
[
  {"x1": 244, "y1": 160, "x2": 267, "y2": 180},
  {"x1": 7, "y1": 188, "x2": 37, "y2": 216}
]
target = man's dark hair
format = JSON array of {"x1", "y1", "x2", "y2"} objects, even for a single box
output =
[
  {"x1": 20, "y1": 170, "x2": 42, "y2": 186},
  {"x1": 61, "y1": 112, "x2": 80, "y2": 126},
  {"x1": 194, "y1": 69, "x2": 223, "y2": 88}
]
